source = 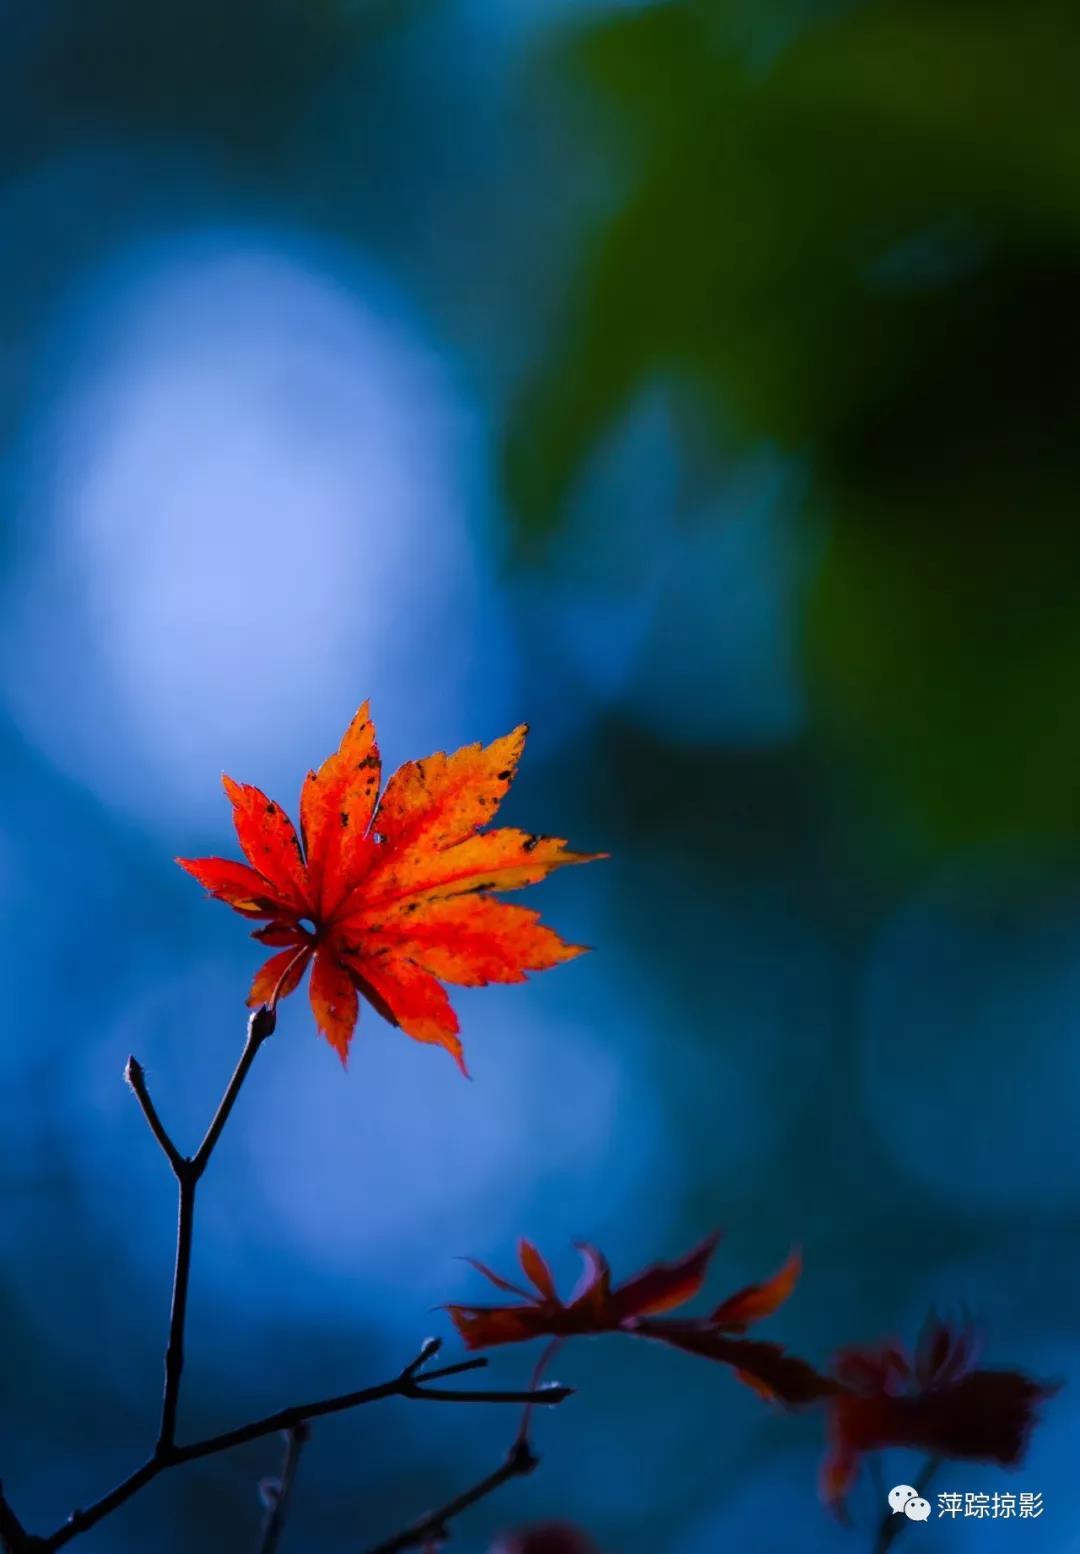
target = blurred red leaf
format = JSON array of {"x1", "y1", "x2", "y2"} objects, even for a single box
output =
[
  {"x1": 178, "y1": 702, "x2": 603, "y2": 1068},
  {"x1": 821, "y1": 1315, "x2": 1057, "y2": 1505},
  {"x1": 448, "y1": 1234, "x2": 826, "y2": 1405},
  {"x1": 448, "y1": 1234, "x2": 718, "y2": 1347},
  {"x1": 490, "y1": 1524, "x2": 601, "y2": 1554}
]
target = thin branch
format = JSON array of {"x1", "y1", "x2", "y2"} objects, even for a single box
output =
[
  {"x1": 401, "y1": 1337, "x2": 444, "y2": 1379},
  {"x1": 124, "y1": 1059, "x2": 185, "y2": 1177},
  {"x1": 256, "y1": 1424, "x2": 310, "y2": 1554},
  {"x1": 362, "y1": 1438, "x2": 539, "y2": 1554},
  {"x1": 0, "y1": 1483, "x2": 30, "y2": 1554},
  {"x1": 193, "y1": 1004, "x2": 276, "y2": 1175},
  {"x1": 128, "y1": 1007, "x2": 277, "y2": 1455},
  {"x1": 175, "y1": 1368, "x2": 568, "y2": 1462},
  {"x1": 156, "y1": 1171, "x2": 196, "y2": 1453},
  {"x1": 39, "y1": 1352, "x2": 570, "y2": 1551},
  {"x1": 404, "y1": 1385, "x2": 570, "y2": 1406},
  {"x1": 873, "y1": 1458, "x2": 941, "y2": 1554},
  {"x1": 45, "y1": 1461, "x2": 159, "y2": 1553}
]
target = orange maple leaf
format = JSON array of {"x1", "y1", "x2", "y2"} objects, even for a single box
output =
[
  {"x1": 447, "y1": 1234, "x2": 827, "y2": 1405},
  {"x1": 177, "y1": 703, "x2": 603, "y2": 1070}
]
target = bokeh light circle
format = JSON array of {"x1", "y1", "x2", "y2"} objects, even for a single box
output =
[{"x1": 2, "y1": 227, "x2": 516, "y2": 833}]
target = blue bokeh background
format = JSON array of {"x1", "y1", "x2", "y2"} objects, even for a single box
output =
[{"x1": 1, "y1": 3, "x2": 1077, "y2": 1551}]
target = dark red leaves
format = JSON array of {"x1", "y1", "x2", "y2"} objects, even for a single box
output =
[
  {"x1": 448, "y1": 1234, "x2": 827, "y2": 1406},
  {"x1": 448, "y1": 1235, "x2": 718, "y2": 1348},
  {"x1": 605, "y1": 1235, "x2": 719, "y2": 1322},
  {"x1": 634, "y1": 1251, "x2": 837, "y2": 1405},
  {"x1": 821, "y1": 1315, "x2": 1057, "y2": 1504},
  {"x1": 639, "y1": 1327, "x2": 838, "y2": 1407},
  {"x1": 448, "y1": 1247, "x2": 1053, "y2": 1477}
]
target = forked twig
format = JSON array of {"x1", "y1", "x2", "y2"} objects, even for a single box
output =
[
  {"x1": 127, "y1": 1004, "x2": 278, "y2": 1455},
  {"x1": 0, "y1": 1009, "x2": 570, "y2": 1552},
  {"x1": 40, "y1": 1349, "x2": 567, "y2": 1550}
]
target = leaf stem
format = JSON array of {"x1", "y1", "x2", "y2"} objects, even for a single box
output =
[{"x1": 515, "y1": 1338, "x2": 564, "y2": 1447}]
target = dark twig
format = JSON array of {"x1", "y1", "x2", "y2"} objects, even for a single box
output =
[
  {"x1": 124, "y1": 1058, "x2": 185, "y2": 1176},
  {"x1": 402, "y1": 1338, "x2": 445, "y2": 1380},
  {"x1": 873, "y1": 1458, "x2": 941, "y2": 1554},
  {"x1": 124, "y1": 1050, "x2": 191, "y2": 1450},
  {"x1": 362, "y1": 1438, "x2": 539, "y2": 1554},
  {"x1": 7, "y1": 1007, "x2": 572, "y2": 1554},
  {"x1": 156, "y1": 1170, "x2": 196, "y2": 1453},
  {"x1": 39, "y1": 1351, "x2": 569, "y2": 1551},
  {"x1": 257, "y1": 1423, "x2": 310, "y2": 1554},
  {"x1": 404, "y1": 1385, "x2": 569, "y2": 1406},
  {"x1": 168, "y1": 1365, "x2": 565, "y2": 1464},
  {"x1": 0, "y1": 1483, "x2": 30, "y2": 1554},
  {"x1": 193, "y1": 1004, "x2": 277, "y2": 1174},
  {"x1": 129, "y1": 1007, "x2": 277, "y2": 1454}
]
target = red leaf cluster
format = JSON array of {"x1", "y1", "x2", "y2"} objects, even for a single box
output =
[
  {"x1": 450, "y1": 1241, "x2": 1055, "y2": 1504},
  {"x1": 448, "y1": 1234, "x2": 831, "y2": 1407}
]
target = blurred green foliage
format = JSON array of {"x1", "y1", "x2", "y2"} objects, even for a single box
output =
[{"x1": 507, "y1": 0, "x2": 1080, "y2": 847}]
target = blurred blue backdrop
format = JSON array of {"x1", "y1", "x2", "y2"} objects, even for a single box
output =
[{"x1": 1, "y1": 2, "x2": 1077, "y2": 1551}]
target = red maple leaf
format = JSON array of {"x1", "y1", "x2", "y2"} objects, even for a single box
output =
[
  {"x1": 635, "y1": 1252, "x2": 837, "y2": 1406},
  {"x1": 447, "y1": 1235, "x2": 826, "y2": 1404},
  {"x1": 820, "y1": 1314, "x2": 1057, "y2": 1505},
  {"x1": 177, "y1": 703, "x2": 603, "y2": 1070}
]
